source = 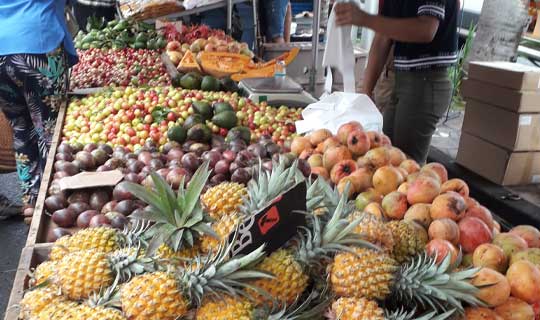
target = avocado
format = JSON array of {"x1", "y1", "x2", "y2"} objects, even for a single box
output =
[
  {"x1": 180, "y1": 73, "x2": 202, "y2": 90},
  {"x1": 187, "y1": 124, "x2": 212, "y2": 142},
  {"x1": 183, "y1": 114, "x2": 203, "y2": 130},
  {"x1": 212, "y1": 110, "x2": 238, "y2": 129},
  {"x1": 192, "y1": 101, "x2": 212, "y2": 120},
  {"x1": 171, "y1": 74, "x2": 183, "y2": 88},
  {"x1": 201, "y1": 76, "x2": 221, "y2": 92},
  {"x1": 220, "y1": 77, "x2": 239, "y2": 92},
  {"x1": 167, "y1": 126, "x2": 187, "y2": 144},
  {"x1": 213, "y1": 102, "x2": 233, "y2": 114},
  {"x1": 226, "y1": 126, "x2": 251, "y2": 144}
]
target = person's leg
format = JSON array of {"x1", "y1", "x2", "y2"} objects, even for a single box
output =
[
  {"x1": 236, "y1": 3, "x2": 255, "y2": 49},
  {"x1": 1, "y1": 51, "x2": 67, "y2": 210},
  {"x1": 262, "y1": 0, "x2": 289, "y2": 43},
  {"x1": 382, "y1": 73, "x2": 399, "y2": 142},
  {"x1": 391, "y1": 70, "x2": 452, "y2": 164}
]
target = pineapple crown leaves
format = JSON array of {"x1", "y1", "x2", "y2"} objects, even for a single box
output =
[
  {"x1": 178, "y1": 235, "x2": 272, "y2": 307},
  {"x1": 108, "y1": 246, "x2": 156, "y2": 283},
  {"x1": 392, "y1": 252, "x2": 485, "y2": 313},
  {"x1": 384, "y1": 308, "x2": 456, "y2": 320},
  {"x1": 306, "y1": 177, "x2": 354, "y2": 217},
  {"x1": 124, "y1": 161, "x2": 217, "y2": 254},
  {"x1": 240, "y1": 156, "x2": 305, "y2": 215},
  {"x1": 295, "y1": 190, "x2": 379, "y2": 269},
  {"x1": 87, "y1": 277, "x2": 122, "y2": 309},
  {"x1": 267, "y1": 286, "x2": 333, "y2": 320}
]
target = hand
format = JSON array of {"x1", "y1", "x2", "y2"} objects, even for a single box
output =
[{"x1": 334, "y1": 2, "x2": 370, "y2": 27}]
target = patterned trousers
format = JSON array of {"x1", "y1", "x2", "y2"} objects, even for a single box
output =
[{"x1": 0, "y1": 50, "x2": 68, "y2": 206}]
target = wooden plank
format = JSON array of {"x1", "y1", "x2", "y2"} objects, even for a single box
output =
[
  {"x1": 4, "y1": 244, "x2": 53, "y2": 320},
  {"x1": 25, "y1": 101, "x2": 68, "y2": 247},
  {"x1": 161, "y1": 52, "x2": 181, "y2": 80}
]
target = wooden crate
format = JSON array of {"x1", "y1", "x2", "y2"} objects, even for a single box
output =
[
  {"x1": 25, "y1": 102, "x2": 68, "y2": 246},
  {"x1": 4, "y1": 244, "x2": 53, "y2": 320}
]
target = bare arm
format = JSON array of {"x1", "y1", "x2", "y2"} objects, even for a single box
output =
[
  {"x1": 362, "y1": 34, "x2": 392, "y2": 97},
  {"x1": 334, "y1": 3, "x2": 440, "y2": 43}
]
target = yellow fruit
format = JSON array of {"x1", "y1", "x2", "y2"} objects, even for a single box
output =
[
  {"x1": 330, "y1": 297, "x2": 385, "y2": 320},
  {"x1": 71, "y1": 304, "x2": 126, "y2": 320},
  {"x1": 330, "y1": 247, "x2": 397, "y2": 300},
  {"x1": 31, "y1": 260, "x2": 57, "y2": 287},
  {"x1": 155, "y1": 243, "x2": 201, "y2": 266},
  {"x1": 33, "y1": 301, "x2": 80, "y2": 320},
  {"x1": 348, "y1": 211, "x2": 394, "y2": 252},
  {"x1": 201, "y1": 182, "x2": 247, "y2": 220},
  {"x1": 250, "y1": 249, "x2": 309, "y2": 306},
  {"x1": 50, "y1": 227, "x2": 121, "y2": 260},
  {"x1": 386, "y1": 220, "x2": 427, "y2": 264},
  {"x1": 19, "y1": 286, "x2": 65, "y2": 319},
  {"x1": 196, "y1": 295, "x2": 254, "y2": 320},
  {"x1": 121, "y1": 271, "x2": 188, "y2": 320},
  {"x1": 56, "y1": 250, "x2": 114, "y2": 300},
  {"x1": 201, "y1": 212, "x2": 241, "y2": 254}
]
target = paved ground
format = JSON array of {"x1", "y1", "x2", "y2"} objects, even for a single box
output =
[{"x1": 0, "y1": 172, "x2": 27, "y2": 318}]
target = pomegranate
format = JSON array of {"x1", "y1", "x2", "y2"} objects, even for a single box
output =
[
  {"x1": 426, "y1": 239, "x2": 459, "y2": 265},
  {"x1": 428, "y1": 218, "x2": 460, "y2": 245},
  {"x1": 372, "y1": 166, "x2": 403, "y2": 195},
  {"x1": 406, "y1": 175, "x2": 441, "y2": 205},
  {"x1": 510, "y1": 225, "x2": 540, "y2": 248},
  {"x1": 458, "y1": 217, "x2": 493, "y2": 253},
  {"x1": 506, "y1": 260, "x2": 540, "y2": 304},
  {"x1": 403, "y1": 203, "x2": 432, "y2": 229},
  {"x1": 381, "y1": 191, "x2": 408, "y2": 220},
  {"x1": 495, "y1": 297, "x2": 535, "y2": 320},
  {"x1": 473, "y1": 243, "x2": 508, "y2": 273},
  {"x1": 430, "y1": 191, "x2": 466, "y2": 221},
  {"x1": 440, "y1": 178, "x2": 469, "y2": 197},
  {"x1": 347, "y1": 129, "x2": 370, "y2": 156},
  {"x1": 337, "y1": 121, "x2": 363, "y2": 144},
  {"x1": 472, "y1": 268, "x2": 511, "y2": 307},
  {"x1": 330, "y1": 160, "x2": 357, "y2": 184}
]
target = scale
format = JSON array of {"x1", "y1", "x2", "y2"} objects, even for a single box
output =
[{"x1": 239, "y1": 76, "x2": 317, "y2": 108}]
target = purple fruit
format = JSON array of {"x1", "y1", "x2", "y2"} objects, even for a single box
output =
[
  {"x1": 202, "y1": 150, "x2": 222, "y2": 168},
  {"x1": 231, "y1": 168, "x2": 251, "y2": 184},
  {"x1": 182, "y1": 153, "x2": 201, "y2": 171}
]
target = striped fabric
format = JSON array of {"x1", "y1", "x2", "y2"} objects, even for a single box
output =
[
  {"x1": 394, "y1": 53, "x2": 457, "y2": 69},
  {"x1": 76, "y1": 0, "x2": 116, "y2": 7},
  {"x1": 417, "y1": 3, "x2": 446, "y2": 20}
]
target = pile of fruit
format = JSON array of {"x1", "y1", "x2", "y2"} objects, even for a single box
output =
[
  {"x1": 70, "y1": 49, "x2": 170, "y2": 89},
  {"x1": 63, "y1": 87, "x2": 301, "y2": 150},
  {"x1": 290, "y1": 122, "x2": 540, "y2": 318},
  {"x1": 44, "y1": 132, "x2": 303, "y2": 239},
  {"x1": 74, "y1": 18, "x2": 167, "y2": 50}
]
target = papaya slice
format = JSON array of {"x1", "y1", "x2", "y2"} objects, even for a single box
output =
[
  {"x1": 199, "y1": 51, "x2": 252, "y2": 78},
  {"x1": 177, "y1": 50, "x2": 201, "y2": 73}
]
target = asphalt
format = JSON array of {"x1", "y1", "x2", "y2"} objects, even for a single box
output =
[{"x1": 0, "y1": 172, "x2": 27, "y2": 319}]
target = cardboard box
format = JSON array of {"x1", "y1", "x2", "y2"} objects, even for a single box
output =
[
  {"x1": 462, "y1": 100, "x2": 540, "y2": 151},
  {"x1": 469, "y1": 61, "x2": 540, "y2": 91},
  {"x1": 462, "y1": 79, "x2": 540, "y2": 113},
  {"x1": 457, "y1": 132, "x2": 540, "y2": 185}
]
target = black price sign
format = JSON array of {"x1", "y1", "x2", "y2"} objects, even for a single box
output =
[{"x1": 229, "y1": 183, "x2": 307, "y2": 256}]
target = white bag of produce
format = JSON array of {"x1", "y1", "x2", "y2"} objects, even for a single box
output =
[
  {"x1": 295, "y1": 92, "x2": 382, "y2": 134},
  {"x1": 295, "y1": 0, "x2": 382, "y2": 134}
]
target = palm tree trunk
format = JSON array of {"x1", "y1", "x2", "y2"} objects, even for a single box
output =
[{"x1": 467, "y1": 0, "x2": 530, "y2": 63}]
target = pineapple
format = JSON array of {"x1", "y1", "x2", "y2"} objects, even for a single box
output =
[
  {"x1": 348, "y1": 211, "x2": 394, "y2": 252},
  {"x1": 328, "y1": 297, "x2": 456, "y2": 320},
  {"x1": 30, "y1": 260, "x2": 57, "y2": 287},
  {"x1": 31, "y1": 300, "x2": 80, "y2": 320},
  {"x1": 124, "y1": 162, "x2": 216, "y2": 256},
  {"x1": 155, "y1": 242, "x2": 202, "y2": 265},
  {"x1": 250, "y1": 184, "x2": 375, "y2": 306},
  {"x1": 120, "y1": 242, "x2": 270, "y2": 320},
  {"x1": 330, "y1": 248, "x2": 484, "y2": 312},
  {"x1": 330, "y1": 297, "x2": 385, "y2": 320},
  {"x1": 55, "y1": 247, "x2": 153, "y2": 300},
  {"x1": 196, "y1": 287, "x2": 331, "y2": 320},
  {"x1": 201, "y1": 182, "x2": 247, "y2": 220},
  {"x1": 19, "y1": 286, "x2": 65, "y2": 319},
  {"x1": 306, "y1": 176, "x2": 351, "y2": 217},
  {"x1": 201, "y1": 157, "x2": 306, "y2": 254},
  {"x1": 48, "y1": 222, "x2": 147, "y2": 261},
  {"x1": 386, "y1": 220, "x2": 427, "y2": 264}
]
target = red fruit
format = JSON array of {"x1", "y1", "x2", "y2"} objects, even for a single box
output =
[
  {"x1": 458, "y1": 216, "x2": 493, "y2": 253},
  {"x1": 166, "y1": 112, "x2": 177, "y2": 121},
  {"x1": 510, "y1": 225, "x2": 540, "y2": 248},
  {"x1": 330, "y1": 160, "x2": 357, "y2": 184},
  {"x1": 426, "y1": 239, "x2": 459, "y2": 265},
  {"x1": 337, "y1": 121, "x2": 363, "y2": 144},
  {"x1": 219, "y1": 128, "x2": 228, "y2": 137},
  {"x1": 347, "y1": 129, "x2": 370, "y2": 156},
  {"x1": 461, "y1": 205, "x2": 494, "y2": 230}
]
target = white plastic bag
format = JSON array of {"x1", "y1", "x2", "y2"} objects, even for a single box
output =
[
  {"x1": 295, "y1": 92, "x2": 383, "y2": 134},
  {"x1": 295, "y1": 1, "x2": 383, "y2": 134}
]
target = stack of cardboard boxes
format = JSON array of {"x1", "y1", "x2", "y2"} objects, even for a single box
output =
[{"x1": 457, "y1": 61, "x2": 540, "y2": 186}]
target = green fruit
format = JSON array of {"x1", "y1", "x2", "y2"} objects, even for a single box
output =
[
  {"x1": 156, "y1": 37, "x2": 167, "y2": 49},
  {"x1": 167, "y1": 126, "x2": 187, "y2": 144},
  {"x1": 187, "y1": 124, "x2": 212, "y2": 143},
  {"x1": 133, "y1": 42, "x2": 146, "y2": 49},
  {"x1": 219, "y1": 77, "x2": 239, "y2": 92},
  {"x1": 510, "y1": 248, "x2": 540, "y2": 268},
  {"x1": 183, "y1": 114, "x2": 203, "y2": 129},
  {"x1": 212, "y1": 111, "x2": 237, "y2": 130},
  {"x1": 201, "y1": 76, "x2": 220, "y2": 92},
  {"x1": 135, "y1": 33, "x2": 148, "y2": 43},
  {"x1": 171, "y1": 74, "x2": 183, "y2": 88},
  {"x1": 226, "y1": 126, "x2": 251, "y2": 144},
  {"x1": 180, "y1": 73, "x2": 202, "y2": 90},
  {"x1": 192, "y1": 101, "x2": 212, "y2": 121},
  {"x1": 213, "y1": 102, "x2": 233, "y2": 114}
]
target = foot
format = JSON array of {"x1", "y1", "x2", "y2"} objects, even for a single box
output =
[{"x1": 22, "y1": 205, "x2": 34, "y2": 224}]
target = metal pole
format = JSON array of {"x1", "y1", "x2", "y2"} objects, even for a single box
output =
[
  {"x1": 252, "y1": 0, "x2": 260, "y2": 53},
  {"x1": 227, "y1": 0, "x2": 233, "y2": 35},
  {"x1": 309, "y1": 0, "x2": 321, "y2": 95}
]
